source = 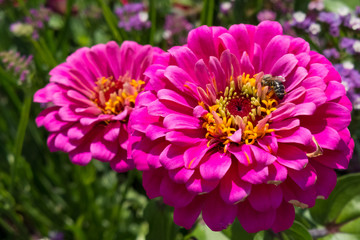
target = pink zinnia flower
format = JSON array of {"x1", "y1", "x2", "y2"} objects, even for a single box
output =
[
  {"x1": 129, "y1": 21, "x2": 354, "y2": 232},
  {"x1": 34, "y1": 41, "x2": 166, "y2": 172}
]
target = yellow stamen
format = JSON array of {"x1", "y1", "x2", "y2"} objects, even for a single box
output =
[{"x1": 200, "y1": 73, "x2": 279, "y2": 148}]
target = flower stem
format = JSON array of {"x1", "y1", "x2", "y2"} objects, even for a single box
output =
[
  {"x1": 149, "y1": 0, "x2": 156, "y2": 45},
  {"x1": 10, "y1": 87, "x2": 32, "y2": 193},
  {"x1": 31, "y1": 38, "x2": 57, "y2": 69},
  {"x1": 96, "y1": 0, "x2": 124, "y2": 43},
  {"x1": 119, "y1": 170, "x2": 137, "y2": 209}
]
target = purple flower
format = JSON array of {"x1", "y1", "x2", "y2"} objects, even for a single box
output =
[
  {"x1": 334, "y1": 62, "x2": 360, "y2": 109},
  {"x1": 323, "y1": 48, "x2": 340, "y2": 59},
  {"x1": 115, "y1": 3, "x2": 151, "y2": 31},
  {"x1": 318, "y1": 12, "x2": 341, "y2": 26},
  {"x1": 0, "y1": 50, "x2": 33, "y2": 83},
  {"x1": 10, "y1": 6, "x2": 51, "y2": 40},
  {"x1": 308, "y1": 1, "x2": 324, "y2": 11},
  {"x1": 340, "y1": 38, "x2": 360, "y2": 55},
  {"x1": 257, "y1": 10, "x2": 277, "y2": 22},
  {"x1": 163, "y1": 14, "x2": 193, "y2": 45},
  {"x1": 220, "y1": 1, "x2": 233, "y2": 15},
  {"x1": 356, "y1": 6, "x2": 360, "y2": 16},
  {"x1": 291, "y1": 12, "x2": 313, "y2": 30}
]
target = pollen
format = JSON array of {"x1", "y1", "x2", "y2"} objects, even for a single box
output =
[
  {"x1": 92, "y1": 76, "x2": 145, "y2": 115},
  {"x1": 200, "y1": 73, "x2": 278, "y2": 149}
]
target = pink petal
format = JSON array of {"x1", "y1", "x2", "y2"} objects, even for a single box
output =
[
  {"x1": 90, "y1": 133, "x2": 118, "y2": 162},
  {"x1": 229, "y1": 144, "x2": 253, "y2": 166},
  {"x1": 325, "y1": 81, "x2": 346, "y2": 102},
  {"x1": 252, "y1": 44, "x2": 263, "y2": 73},
  {"x1": 255, "y1": 20, "x2": 283, "y2": 51},
  {"x1": 313, "y1": 126, "x2": 341, "y2": 150},
  {"x1": 262, "y1": 35, "x2": 290, "y2": 73},
  {"x1": 270, "y1": 54, "x2": 298, "y2": 77},
  {"x1": 165, "y1": 129, "x2": 205, "y2": 146},
  {"x1": 147, "y1": 141, "x2": 168, "y2": 168},
  {"x1": 110, "y1": 149, "x2": 134, "y2": 172},
  {"x1": 288, "y1": 164, "x2": 317, "y2": 190},
  {"x1": 168, "y1": 167, "x2": 195, "y2": 184},
  {"x1": 240, "y1": 51, "x2": 254, "y2": 75},
  {"x1": 276, "y1": 127, "x2": 314, "y2": 147},
  {"x1": 282, "y1": 178, "x2": 316, "y2": 208},
  {"x1": 239, "y1": 165, "x2": 269, "y2": 184},
  {"x1": 311, "y1": 161, "x2": 337, "y2": 199},
  {"x1": 103, "y1": 121, "x2": 121, "y2": 142},
  {"x1": 164, "y1": 66, "x2": 196, "y2": 93},
  {"x1": 185, "y1": 171, "x2": 219, "y2": 194},
  {"x1": 270, "y1": 118, "x2": 299, "y2": 131},
  {"x1": 199, "y1": 151, "x2": 232, "y2": 181},
  {"x1": 247, "y1": 184, "x2": 283, "y2": 212},
  {"x1": 69, "y1": 141, "x2": 92, "y2": 166},
  {"x1": 173, "y1": 196, "x2": 203, "y2": 229},
  {"x1": 158, "y1": 89, "x2": 196, "y2": 109},
  {"x1": 209, "y1": 56, "x2": 227, "y2": 92},
  {"x1": 202, "y1": 189, "x2": 238, "y2": 231},
  {"x1": 258, "y1": 135, "x2": 278, "y2": 155},
  {"x1": 160, "y1": 174, "x2": 196, "y2": 208},
  {"x1": 143, "y1": 168, "x2": 164, "y2": 198},
  {"x1": 276, "y1": 144, "x2": 308, "y2": 170},
  {"x1": 267, "y1": 161, "x2": 288, "y2": 184},
  {"x1": 188, "y1": 26, "x2": 217, "y2": 64},
  {"x1": 163, "y1": 113, "x2": 202, "y2": 130},
  {"x1": 159, "y1": 144, "x2": 186, "y2": 170},
  {"x1": 168, "y1": 46, "x2": 197, "y2": 80},
  {"x1": 238, "y1": 200, "x2": 276, "y2": 233},
  {"x1": 184, "y1": 140, "x2": 209, "y2": 169},
  {"x1": 271, "y1": 201, "x2": 295, "y2": 233},
  {"x1": 220, "y1": 165, "x2": 251, "y2": 204},
  {"x1": 249, "y1": 145, "x2": 276, "y2": 166},
  {"x1": 145, "y1": 123, "x2": 168, "y2": 140},
  {"x1": 228, "y1": 24, "x2": 252, "y2": 57}
]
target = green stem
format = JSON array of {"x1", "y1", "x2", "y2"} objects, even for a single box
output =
[
  {"x1": 10, "y1": 87, "x2": 32, "y2": 193},
  {"x1": 119, "y1": 170, "x2": 137, "y2": 209},
  {"x1": 201, "y1": 0, "x2": 209, "y2": 25},
  {"x1": 31, "y1": 39, "x2": 57, "y2": 68},
  {"x1": 0, "y1": 66, "x2": 22, "y2": 111},
  {"x1": 96, "y1": 0, "x2": 124, "y2": 43},
  {"x1": 206, "y1": 0, "x2": 215, "y2": 26},
  {"x1": 56, "y1": 0, "x2": 75, "y2": 50},
  {"x1": 149, "y1": 0, "x2": 156, "y2": 45}
]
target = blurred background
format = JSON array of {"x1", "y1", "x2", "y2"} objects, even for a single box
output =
[{"x1": 0, "y1": 0, "x2": 360, "y2": 239}]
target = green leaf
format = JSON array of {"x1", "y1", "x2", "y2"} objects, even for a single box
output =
[
  {"x1": 254, "y1": 231, "x2": 274, "y2": 240},
  {"x1": 340, "y1": 217, "x2": 360, "y2": 234},
  {"x1": 144, "y1": 199, "x2": 179, "y2": 240},
  {"x1": 336, "y1": 194, "x2": 360, "y2": 224},
  {"x1": 280, "y1": 221, "x2": 312, "y2": 240},
  {"x1": 185, "y1": 223, "x2": 230, "y2": 240},
  {"x1": 323, "y1": 0, "x2": 358, "y2": 13},
  {"x1": 230, "y1": 219, "x2": 255, "y2": 240},
  {"x1": 310, "y1": 173, "x2": 360, "y2": 225},
  {"x1": 318, "y1": 233, "x2": 360, "y2": 240}
]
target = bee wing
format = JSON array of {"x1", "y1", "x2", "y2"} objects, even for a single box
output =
[{"x1": 275, "y1": 76, "x2": 286, "y2": 82}]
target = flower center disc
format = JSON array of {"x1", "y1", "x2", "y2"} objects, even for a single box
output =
[
  {"x1": 226, "y1": 97, "x2": 252, "y2": 117},
  {"x1": 201, "y1": 73, "x2": 279, "y2": 147},
  {"x1": 92, "y1": 76, "x2": 144, "y2": 115}
]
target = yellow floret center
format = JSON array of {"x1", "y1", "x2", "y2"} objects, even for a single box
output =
[
  {"x1": 201, "y1": 73, "x2": 278, "y2": 148},
  {"x1": 92, "y1": 76, "x2": 145, "y2": 115}
]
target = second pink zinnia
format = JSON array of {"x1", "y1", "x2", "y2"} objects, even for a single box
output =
[{"x1": 34, "y1": 41, "x2": 166, "y2": 172}]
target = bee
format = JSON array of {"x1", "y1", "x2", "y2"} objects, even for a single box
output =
[{"x1": 261, "y1": 74, "x2": 286, "y2": 99}]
